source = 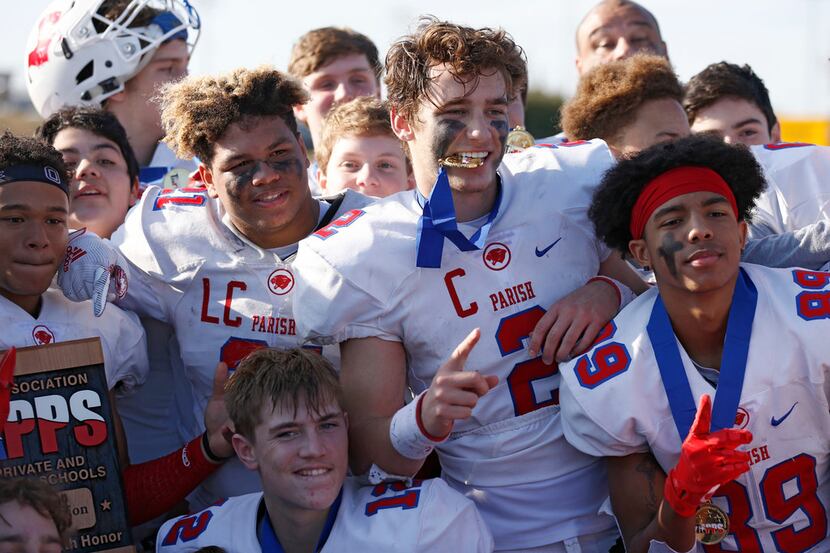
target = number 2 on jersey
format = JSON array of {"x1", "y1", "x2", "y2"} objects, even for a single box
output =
[{"x1": 495, "y1": 306, "x2": 559, "y2": 416}]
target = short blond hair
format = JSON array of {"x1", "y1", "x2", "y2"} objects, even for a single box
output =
[
  {"x1": 159, "y1": 66, "x2": 308, "y2": 164},
  {"x1": 315, "y1": 97, "x2": 407, "y2": 173},
  {"x1": 225, "y1": 348, "x2": 342, "y2": 441}
]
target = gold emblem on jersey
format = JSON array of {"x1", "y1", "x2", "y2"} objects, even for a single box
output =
[{"x1": 695, "y1": 502, "x2": 729, "y2": 544}]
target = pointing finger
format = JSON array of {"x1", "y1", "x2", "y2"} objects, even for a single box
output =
[
  {"x1": 690, "y1": 394, "x2": 713, "y2": 437},
  {"x1": 442, "y1": 328, "x2": 480, "y2": 374}
]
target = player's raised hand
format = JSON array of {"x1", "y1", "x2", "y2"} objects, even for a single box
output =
[
  {"x1": 420, "y1": 329, "x2": 498, "y2": 439},
  {"x1": 663, "y1": 394, "x2": 753, "y2": 517},
  {"x1": 528, "y1": 278, "x2": 619, "y2": 365},
  {"x1": 203, "y1": 361, "x2": 234, "y2": 460},
  {"x1": 57, "y1": 228, "x2": 129, "y2": 317}
]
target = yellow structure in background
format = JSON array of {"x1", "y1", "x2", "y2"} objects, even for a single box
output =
[{"x1": 779, "y1": 119, "x2": 830, "y2": 146}]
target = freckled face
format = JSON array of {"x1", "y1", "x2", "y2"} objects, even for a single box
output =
[
  {"x1": 629, "y1": 191, "x2": 746, "y2": 294},
  {"x1": 320, "y1": 134, "x2": 411, "y2": 198},
  {"x1": 241, "y1": 396, "x2": 348, "y2": 514},
  {"x1": 204, "y1": 115, "x2": 312, "y2": 249},
  {"x1": 402, "y1": 65, "x2": 509, "y2": 197}
]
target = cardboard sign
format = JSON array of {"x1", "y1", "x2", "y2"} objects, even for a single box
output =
[{"x1": 0, "y1": 338, "x2": 134, "y2": 553}]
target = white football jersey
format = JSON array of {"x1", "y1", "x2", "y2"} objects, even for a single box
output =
[
  {"x1": 108, "y1": 186, "x2": 371, "y2": 508},
  {"x1": 156, "y1": 477, "x2": 493, "y2": 553},
  {"x1": 121, "y1": 142, "x2": 200, "y2": 464},
  {"x1": 560, "y1": 263, "x2": 830, "y2": 552},
  {"x1": 0, "y1": 289, "x2": 148, "y2": 394},
  {"x1": 751, "y1": 143, "x2": 830, "y2": 234},
  {"x1": 293, "y1": 141, "x2": 619, "y2": 549}
]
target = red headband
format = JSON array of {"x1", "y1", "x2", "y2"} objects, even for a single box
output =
[{"x1": 629, "y1": 166, "x2": 738, "y2": 240}]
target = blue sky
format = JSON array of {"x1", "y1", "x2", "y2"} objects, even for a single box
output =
[{"x1": 6, "y1": 0, "x2": 830, "y2": 117}]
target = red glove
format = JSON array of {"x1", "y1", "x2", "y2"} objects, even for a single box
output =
[
  {"x1": 663, "y1": 394, "x2": 753, "y2": 517},
  {"x1": 0, "y1": 348, "x2": 16, "y2": 436}
]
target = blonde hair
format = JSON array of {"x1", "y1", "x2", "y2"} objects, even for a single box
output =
[
  {"x1": 316, "y1": 97, "x2": 407, "y2": 173},
  {"x1": 159, "y1": 66, "x2": 308, "y2": 164}
]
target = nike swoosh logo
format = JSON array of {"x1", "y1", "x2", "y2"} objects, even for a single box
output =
[
  {"x1": 535, "y1": 237, "x2": 562, "y2": 257},
  {"x1": 771, "y1": 401, "x2": 798, "y2": 427}
]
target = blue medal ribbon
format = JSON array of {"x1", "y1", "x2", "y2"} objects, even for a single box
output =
[
  {"x1": 258, "y1": 490, "x2": 343, "y2": 552},
  {"x1": 415, "y1": 167, "x2": 502, "y2": 268},
  {"x1": 647, "y1": 268, "x2": 757, "y2": 438},
  {"x1": 0, "y1": 437, "x2": 6, "y2": 461},
  {"x1": 139, "y1": 166, "x2": 171, "y2": 186}
]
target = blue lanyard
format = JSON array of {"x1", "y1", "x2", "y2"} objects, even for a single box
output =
[
  {"x1": 647, "y1": 268, "x2": 757, "y2": 438},
  {"x1": 138, "y1": 166, "x2": 171, "y2": 185},
  {"x1": 415, "y1": 167, "x2": 502, "y2": 269},
  {"x1": 258, "y1": 490, "x2": 343, "y2": 553}
]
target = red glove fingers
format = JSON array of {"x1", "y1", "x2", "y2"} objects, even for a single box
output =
[{"x1": 664, "y1": 394, "x2": 753, "y2": 517}]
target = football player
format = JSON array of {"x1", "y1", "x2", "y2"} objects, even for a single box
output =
[
  {"x1": 26, "y1": 0, "x2": 200, "y2": 189},
  {"x1": 157, "y1": 348, "x2": 493, "y2": 552},
  {"x1": 0, "y1": 132, "x2": 233, "y2": 526},
  {"x1": 561, "y1": 54, "x2": 689, "y2": 159},
  {"x1": 291, "y1": 18, "x2": 647, "y2": 552},
  {"x1": 55, "y1": 67, "x2": 371, "y2": 509},
  {"x1": 315, "y1": 97, "x2": 413, "y2": 198},
  {"x1": 26, "y1": 0, "x2": 203, "y2": 488},
  {"x1": 560, "y1": 135, "x2": 830, "y2": 552},
  {"x1": 287, "y1": 26, "x2": 382, "y2": 194},
  {"x1": 684, "y1": 62, "x2": 780, "y2": 147}
]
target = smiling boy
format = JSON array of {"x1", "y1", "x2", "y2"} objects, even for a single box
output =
[
  {"x1": 55, "y1": 67, "x2": 371, "y2": 509},
  {"x1": 316, "y1": 97, "x2": 412, "y2": 198},
  {"x1": 157, "y1": 348, "x2": 493, "y2": 553},
  {"x1": 560, "y1": 135, "x2": 830, "y2": 552},
  {"x1": 291, "y1": 18, "x2": 648, "y2": 551}
]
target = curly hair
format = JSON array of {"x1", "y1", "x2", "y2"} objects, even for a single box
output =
[
  {"x1": 0, "y1": 132, "x2": 69, "y2": 184},
  {"x1": 159, "y1": 66, "x2": 309, "y2": 164},
  {"x1": 36, "y1": 106, "x2": 139, "y2": 186},
  {"x1": 385, "y1": 17, "x2": 526, "y2": 120},
  {"x1": 589, "y1": 135, "x2": 766, "y2": 253},
  {"x1": 288, "y1": 27, "x2": 382, "y2": 81},
  {"x1": 561, "y1": 54, "x2": 682, "y2": 143},
  {"x1": 0, "y1": 478, "x2": 73, "y2": 546},
  {"x1": 225, "y1": 348, "x2": 343, "y2": 441},
  {"x1": 316, "y1": 97, "x2": 407, "y2": 173},
  {"x1": 684, "y1": 61, "x2": 777, "y2": 132}
]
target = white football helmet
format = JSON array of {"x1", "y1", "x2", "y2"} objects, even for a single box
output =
[{"x1": 25, "y1": 0, "x2": 200, "y2": 118}]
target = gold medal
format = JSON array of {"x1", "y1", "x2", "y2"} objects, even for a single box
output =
[
  {"x1": 505, "y1": 125, "x2": 535, "y2": 153},
  {"x1": 162, "y1": 167, "x2": 192, "y2": 189},
  {"x1": 695, "y1": 502, "x2": 729, "y2": 544}
]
